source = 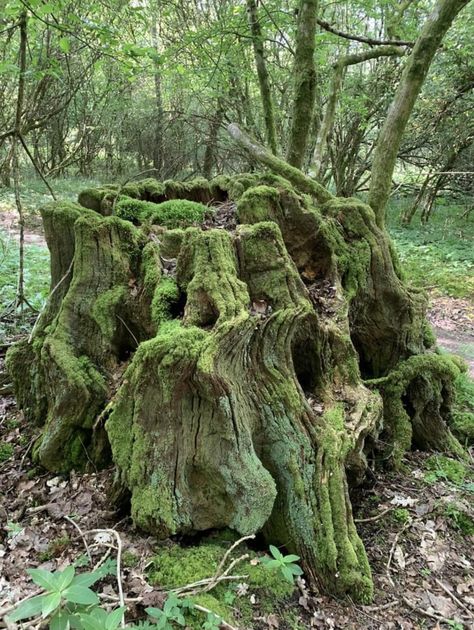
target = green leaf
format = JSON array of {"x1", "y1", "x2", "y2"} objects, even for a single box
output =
[
  {"x1": 281, "y1": 565, "x2": 294, "y2": 583},
  {"x1": 41, "y1": 591, "x2": 61, "y2": 618},
  {"x1": 63, "y1": 585, "x2": 99, "y2": 605},
  {"x1": 7, "y1": 595, "x2": 45, "y2": 622},
  {"x1": 70, "y1": 571, "x2": 102, "y2": 588},
  {"x1": 105, "y1": 606, "x2": 126, "y2": 630},
  {"x1": 145, "y1": 606, "x2": 164, "y2": 619},
  {"x1": 283, "y1": 554, "x2": 300, "y2": 563},
  {"x1": 28, "y1": 567, "x2": 58, "y2": 591},
  {"x1": 59, "y1": 37, "x2": 71, "y2": 53},
  {"x1": 50, "y1": 610, "x2": 72, "y2": 630},
  {"x1": 288, "y1": 563, "x2": 303, "y2": 576},
  {"x1": 269, "y1": 545, "x2": 284, "y2": 561},
  {"x1": 56, "y1": 566, "x2": 76, "y2": 591}
]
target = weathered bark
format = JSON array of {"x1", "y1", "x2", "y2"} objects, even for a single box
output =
[
  {"x1": 368, "y1": 0, "x2": 472, "y2": 225},
  {"x1": 246, "y1": 0, "x2": 278, "y2": 155},
  {"x1": 7, "y1": 157, "x2": 467, "y2": 602},
  {"x1": 203, "y1": 98, "x2": 225, "y2": 178},
  {"x1": 286, "y1": 0, "x2": 318, "y2": 169}
]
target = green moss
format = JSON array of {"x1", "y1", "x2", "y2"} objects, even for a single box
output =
[
  {"x1": 425, "y1": 455, "x2": 468, "y2": 485},
  {"x1": 0, "y1": 443, "x2": 14, "y2": 462},
  {"x1": 237, "y1": 185, "x2": 280, "y2": 224},
  {"x1": 160, "y1": 228, "x2": 185, "y2": 258},
  {"x1": 148, "y1": 540, "x2": 294, "y2": 628},
  {"x1": 151, "y1": 278, "x2": 180, "y2": 327},
  {"x1": 452, "y1": 372, "x2": 474, "y2": 444},
  {"x1": 367, "y1": 354, "x2": 464, "y2": 467},
  {"x1": 116, "y1": 197, "x2": 210, "y2": 228}
]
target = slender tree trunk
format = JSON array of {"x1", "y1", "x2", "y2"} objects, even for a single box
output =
[
  {"x1": 246, "y1": 0, "x2": 278, "y2": 155},
  {"x1": 203, "y1": 98, "x2": 225, "y2": 179},
  {"x1": 312, "y1": 47, "x2": 404, "y2": 178},
  {"x1": 286, "y1": 0, "x2": 318, "y2": 169},
  {"x1": 151, "y1": 21, "x2": 164, "y2": 177},
  {"x1": 368, "y1": 0, "x2": 472, "y2": 226}
]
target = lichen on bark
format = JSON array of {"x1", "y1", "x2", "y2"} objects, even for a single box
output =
[{"x1": 7, "y1": 171, "x2": 468, "y2": 603}]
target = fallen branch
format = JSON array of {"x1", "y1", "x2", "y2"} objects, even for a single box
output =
[{"x1": 227, "y1": 123, "x2": 333, "y2": 204}]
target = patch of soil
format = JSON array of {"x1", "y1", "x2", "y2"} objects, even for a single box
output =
[{"x1": 0, "y1": 208, "x2": 46, "y2": 248}]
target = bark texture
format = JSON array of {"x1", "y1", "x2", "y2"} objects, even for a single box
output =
[{"x1": 7, "y1": 166, "x2": 467, "y2": 603}]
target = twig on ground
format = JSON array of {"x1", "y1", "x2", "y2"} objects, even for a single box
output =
[
  {"x1": 355, "y1": 506, "x2": 393, "y2": 523},
  {"x1": 193, "y1": 603, "x2": 239, "y2": 629},
  {"x1": 386, "y1": 519, "x2": 412, "y2": 586},
  {"x1": 85, "y1": 528, "x2": 125, "y2": 627},
  {"x1": 64, "y1": 515, "x2": 93, "y2": 564},
  {"x1": 434, "y1": 577, "x2": 473, "y2": 617}
]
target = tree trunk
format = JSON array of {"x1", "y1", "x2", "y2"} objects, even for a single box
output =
[
  {"x1": 246, "y1": 0, "x2": 278, "y2": 155},
  {"x1": 286, "y1": 0, "x2": 318, "y2": 169},
  {"x1": 7, "y1": 147, "x2": 467, "y2": 602},
  {"x1": 151, "y1": 21, "x2": 164, "y2": 177},
  {"x1": 203, "y1": 98, "x2": 225, "y2": 179},
  {"x1": 368, "y1": 0, "x2": 472, "y2": 226}
]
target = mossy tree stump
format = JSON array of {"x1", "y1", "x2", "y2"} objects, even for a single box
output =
[{"x1": 7, "y1": 172, "x2": 467, "y2": 603}]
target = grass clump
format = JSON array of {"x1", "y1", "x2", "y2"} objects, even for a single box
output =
[{"x1": 444, "y1": 503, "x2": 474, "y2": 536}]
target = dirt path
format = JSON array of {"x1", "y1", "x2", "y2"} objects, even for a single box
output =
[{"x1": 428, "y1": 295, "x2": 474, "y2": 377}]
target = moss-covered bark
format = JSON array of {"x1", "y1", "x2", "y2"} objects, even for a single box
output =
[{"x1": 7, "y1": 171, "x2": 469, "y2": 603}]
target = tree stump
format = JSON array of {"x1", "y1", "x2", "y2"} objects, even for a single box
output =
[{"x1": 7, "y1": 172, "x2": 466, "y2": 603}]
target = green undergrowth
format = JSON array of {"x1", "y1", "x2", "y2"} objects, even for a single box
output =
[
  {"x1": 148, "y1": 538, "x2": 295, "y2": 629},
  {"x1": 388, "y1": 197, "x2": 474, "y2": 298},
  {"x1": 452, "y1": 372, "x2": 474, "y2": 444},
  {"x1": 424, "y1": 454, "x2": 469, "y2": 485}
]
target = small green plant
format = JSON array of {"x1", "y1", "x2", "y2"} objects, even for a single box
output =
[
  {"x1": 392, "y1": 508, "x2": 410, "y2": 524},
  {"x1": 444, "y1": 504, "x2": 474, "y2": 536},
  {"x1": 0, "y1": 442, "x2": 14, "y2": 462},
  {"x1": 203, "y1": 612, "x2": 222, "y2": 629},
  {"x1": 122, "y1": 550, "x2": 140, "y2": 568},
  {"x1": 261, "y1": 545, "x2": 303, "y2": 583},
  {"x1": 146, "y1": 594, "x2": 194, "y2": 628}
]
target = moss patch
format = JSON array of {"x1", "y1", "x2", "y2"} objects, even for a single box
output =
[{"x1": 148, "y1": 540, "x2": 295, "y2": 628}]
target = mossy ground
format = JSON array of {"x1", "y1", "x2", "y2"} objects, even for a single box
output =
[{"x1": 148, "y1": 538, "x2": 295, "y2": 629}]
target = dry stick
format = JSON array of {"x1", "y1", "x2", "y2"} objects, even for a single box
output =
[
  {"x1": 386, "y1": 519, "x2": 412, "y2": 586},
  {"x1": 193, "y1": 604, "x2": 238, "y2": 630},
  {"x1": 434, "y1": 577, "x2": 473, "y2": 618},
  {"x1": 355, "y1": 506, "x2": 393, "y2": 523},
  {"x1": 85, "y1": 529, "x2": 125, "y2": 628},
  {"x1": 18, "y1": 134, "x2": 56, "y2": 200},
  {"x1": 402, "y1": 595, "x2": 459, "y2": 623},
  {"x1": 63, "y1": 515, "x2": 92, "y2": 564},
  {"x1": 215, "y1": 535, "x2": 255, "y2": 580}
]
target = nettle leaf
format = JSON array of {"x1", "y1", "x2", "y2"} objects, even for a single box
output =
[
  {"x1": 7, "y1": 595, "x2": 45, "y2": 622},
  {"x1": 41, "y1": 591, "x2": 62, "y2": 618},
  {"x1": 63, "y1": 584, "x2": 99, "y2": 605}
]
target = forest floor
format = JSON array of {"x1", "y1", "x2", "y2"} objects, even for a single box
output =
[{"x1": 0, "y1": 184, "x2": 473, "y2": 628}]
